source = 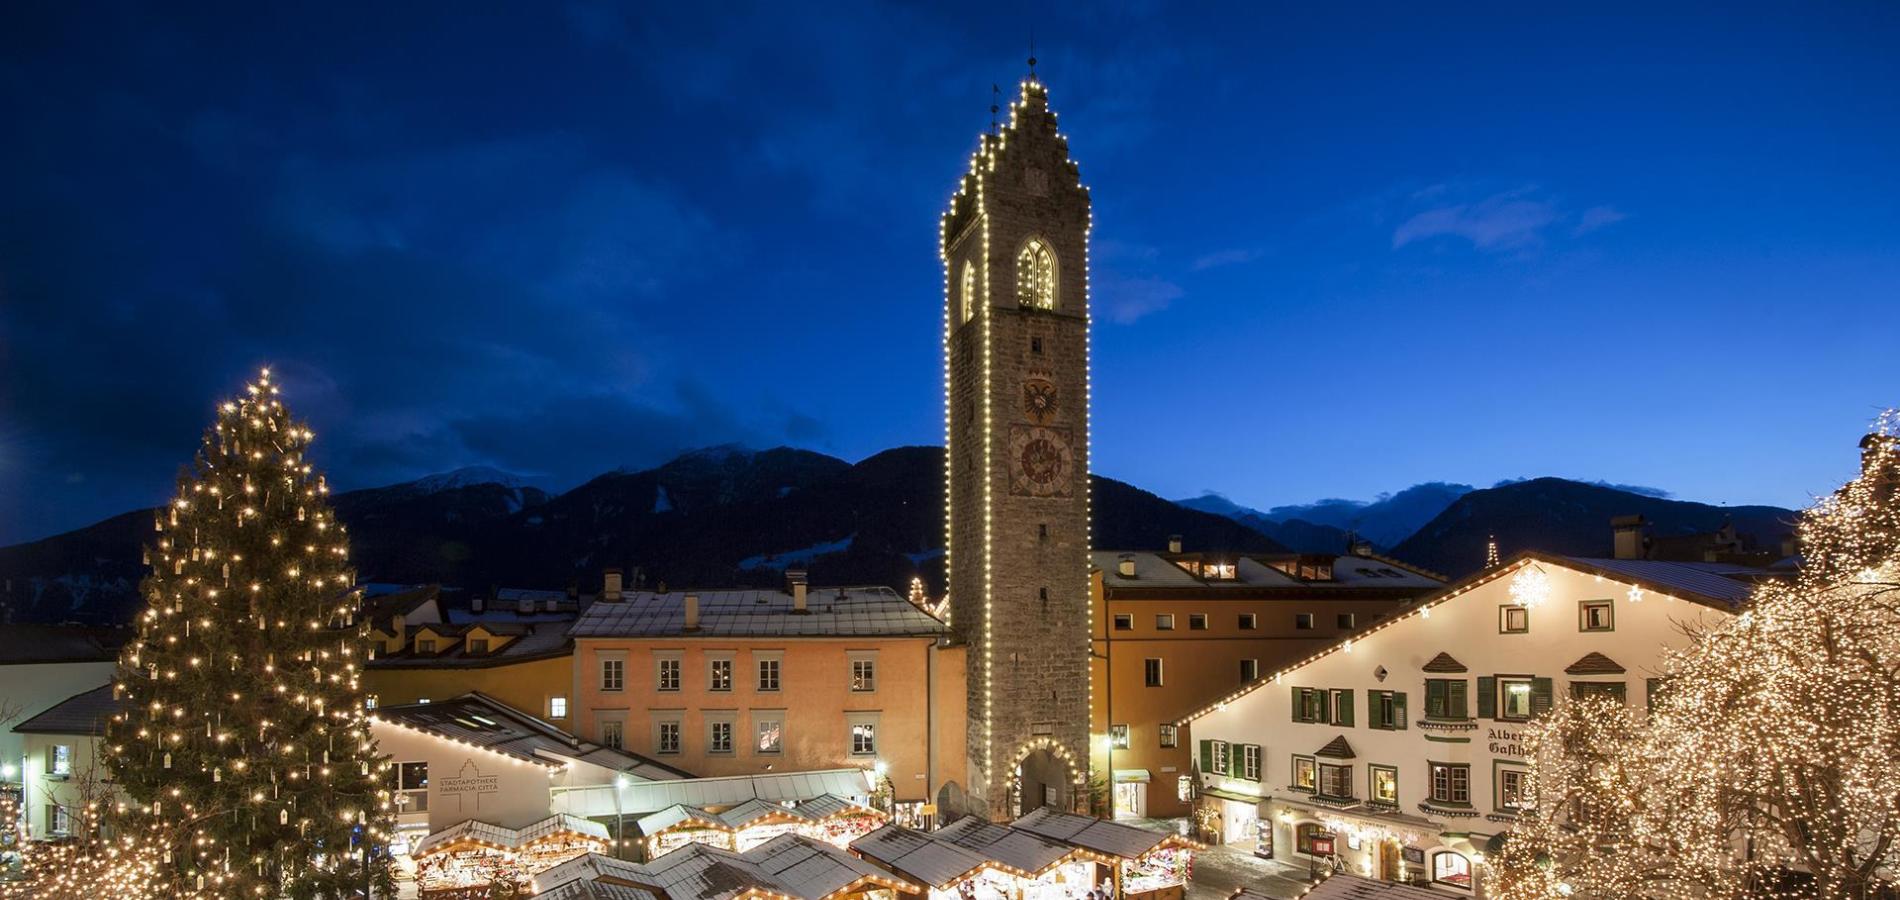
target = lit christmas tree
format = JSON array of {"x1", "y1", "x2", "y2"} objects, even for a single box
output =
[
  {"x1": 104, "y1": 368, "x2": 393, "y2": 898},
  {"x1": 1491, "y1": 411, "x2": 1900, "y2": 900}
]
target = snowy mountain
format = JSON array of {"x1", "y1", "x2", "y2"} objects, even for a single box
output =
[{"x1": 1180, "y1": 481, "x2": 1475, "y2": 550}]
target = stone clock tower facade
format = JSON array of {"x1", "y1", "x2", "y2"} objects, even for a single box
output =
[{"x1": 942, "y1": 78, "x2": 1091, "y2": 820}]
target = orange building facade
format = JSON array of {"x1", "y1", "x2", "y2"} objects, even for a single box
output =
[
  {"x1": 1088, "y1": 547, "x2": 1443, "y2": 818},
  {"x1": 569, "y1": 572, "x2": 968, "y2": 817}
]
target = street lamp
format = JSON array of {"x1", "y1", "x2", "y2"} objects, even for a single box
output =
[{"x1": 614, "y1": 775, "x2": 631, "y2": 859}]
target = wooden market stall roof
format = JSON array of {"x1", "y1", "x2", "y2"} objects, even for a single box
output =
[
  {"x1": 617, "y1": 769, "x2": 876, "y2": 815},
  {"x1": 1010, "y1": 809, "x2": 1202, "y2": 860},
  {"x1": 932, "y1": 816, "x2": 1106, "y2": 876},
  {"x1": 637, "y1": 794, "x2": 885, "y2": 838},
  {"x1": 535, "y1": 833, "x2": 922, "y2": 900},
  {"x1": 851, "y1": 824, "x2": 1002, "y2": 889},
  {"x1": 415, "y1": 813, "x2": 610, "y2": 857}
]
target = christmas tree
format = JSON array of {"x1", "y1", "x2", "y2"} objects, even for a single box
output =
[{"x1": 105, "y1": 368, "x2": 393, "y2": 898}]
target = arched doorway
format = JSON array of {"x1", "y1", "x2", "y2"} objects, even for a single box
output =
[{"x1": 1015, "y1": 749, "x2": 1073, "y2": 817}]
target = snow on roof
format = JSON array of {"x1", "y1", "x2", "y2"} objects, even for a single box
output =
[
  {"x1": 1298, "y1": 874, "x2": 1447, "y2": 900},
  {"x1": 571, "y1": 587, "x2": 944, "y2": 639},
  {"x1": 1093, "y1": 551, "x2": 1442, "y2": 592},
  {"x1": 372, "y1": 692, "x2": 686, "y2": 780},
  {"x1": 615, "y1": 769, "x2": 874, "y2": 816},
  {"x1": 850, "y1": 824, "x2": 994, "y2": 888}
]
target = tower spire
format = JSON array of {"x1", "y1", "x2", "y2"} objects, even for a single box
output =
[{"x1": 1027, "y1": 31, "x2": 1038, "y2": 81}]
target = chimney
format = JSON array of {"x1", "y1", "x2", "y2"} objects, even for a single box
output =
[
  {"x1": 787, "y1": 568, "x2": 810, "y2": 614},
  {"x1": 683, "y1": 593, "x2": 700, "y2": 631},
  {"x1": 1611, "y1": 515, "x2": 1647, "y2": 560},
  {"x1": 471, "y1": 592, "x2": 485, "y2": 614},
  {"x1": 1116, "y1": 555, "x2": 1136, "y2": 578},
  {"x1": 1166, "y1": 535, "x2": 1183, "y2": 554},
  {"x1": 602, "y1": 568, "x2": 624, "y2": 602}
]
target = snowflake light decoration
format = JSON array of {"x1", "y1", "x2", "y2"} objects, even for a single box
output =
[{"x1": 1509, "y1": 566, "x2": 1552, "y2": 608}]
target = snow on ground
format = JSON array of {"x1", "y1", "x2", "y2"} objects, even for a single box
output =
[{"x1": 739, "y1": 535, "x2": 855, "y2": 570}]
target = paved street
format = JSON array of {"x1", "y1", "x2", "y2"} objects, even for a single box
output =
[{"x1": 1118, "y1": 819, "x2": 1317, "y2": 900}]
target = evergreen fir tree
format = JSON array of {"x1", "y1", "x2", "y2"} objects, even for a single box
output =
[{"x1": 105, "y1": 368, "x2": 393, "y2": 898}]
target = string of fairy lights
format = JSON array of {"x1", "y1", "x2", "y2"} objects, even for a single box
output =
[
  {"x1": 2, "y1": 369, "x2": 397, "y2": 897},
  {"x1": 1489, "y1": 411, "x2": 1900, "y2": 900}
]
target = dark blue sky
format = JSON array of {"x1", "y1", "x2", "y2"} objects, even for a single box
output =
[{"x1": 4, "y1": 2, "x2": 1898, "y2": 544}]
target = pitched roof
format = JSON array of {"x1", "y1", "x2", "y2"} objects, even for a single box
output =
[
  {"x1": 1421, "y1": 652, "x2": 1467, "y2": 673},
  {"x1": 416, "y1": 814, "x2": 610, "y2": 857},
  {"x1": 1094, "y1": 551, "x2": 1443, "y2": 595},
  {"x1": 615, "y1": 770, "x2": 874, "y2": 816},
  {"x1": 850, "y1": 824, "x2": 994, "y2": 888},
  {"x1": 373, "y1": 692, "x2": 687, "y2": 779},
  {"x1": 1315, "y1": 736, "x2": 1356, "y2": 760},
  {"x1": 1566, "y1": 651, "x2": 1627, "y2": 675},
  {"x1": 1010, "y1": 808, "x2": 1189, "y2": 859},
  {"x1": 604, "y1": 834, "x2": 916, "y2": 900},
  {"x1": 571, "y1": 587, "x2": 945, "y2": 639},
  {"x1": 12, "y1": 684, "x2": 121, "y2": 735},
  {"x1": 370, "y1": 618, "x2": 573, "y2": 669},
  {"x1": 1178, "y1": 550, "x2": 1761, "y2": 724},
  {"x1": 933, "y1": 816, "x2": 1081, "y2": 875}
]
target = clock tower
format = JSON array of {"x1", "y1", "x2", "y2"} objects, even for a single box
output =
[{"x1": 942, "y1": 76, "x2": 1091, "y2": 820}]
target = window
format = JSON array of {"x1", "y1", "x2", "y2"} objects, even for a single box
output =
[
  {"x1": 1432, "y1": 852, "x2": 1472, "y2": 888},
  {"x1": 1155, "y1": 614, "x2": 1175, "y2": 631},
  {"x1": 468, "y1": 638, "x2": 490, "y2": 654},
  {"x1": 1208, "y1": 740, "x2": 1230, "y2": 775},
  {"x1": 1238, "y1": 613, "x2": 1257, "y2": 630},
  {"x1": 417, "y1": 698, "x2": 431, "y2": 704},
  {"x1": 657, "y1": 657, "x2": 680, "y2": 692},
  {"x1": 548, "y1": 696, "x2": 568, "y2": 719},
  {"x1": 1292, "y1": 755, "x2": 1317, "y2": 792},
  {"x1": 960, "y1": 260, "x2": 977, "y2": 323},
  {"x1": 1112, "y1": 613, "x2": 1132, "y2": 631},
  {"x1": 48, "y1": 804, "x2": 73, "y2": 836},
  {"x1": 48, "y1": 745, "x2": 72, "y2": 778},
  {"x1": 1241, "y1": 744, "x2": 1262, "y2": 781},
  {"x1": 416, "y1": 639, "x2": 437, "y2": 654},
  {"x1": 1158, "y1": 724, "x2": 1177, "y2": 748},
  {"x1": 1144, "y1": 658, "x2": 1163, "y2": 687},
  {"x1": 1188, "y1": 613, "x2": 1208, "y2": 631},
  {"x1": 1336, "y1": 613, "x2": 1355, "y2": 630},
  {"x1": 1370, "y1": 765, "x2": 1399, "y2": 805},
  {"x1": 1498, "y1": 767, "x2": 1531, "y2": 811},
  {"x1": 1430, "y1": 763, "x2": 1471, "y2": 805},
  {"x1": 851, "y1": 722, "x2": 877, "y2": 756},
  {"x1": 1499, "y1": 677, "x2": 1535, "y2": 720},
  {"x1": 601, "y1": 658, "x2": 625, "y2": 691},
  {"x1": 1294, "y1": 613, "x2": 1314, "y2": 630},
  {"x1": 1017, "y1": 237, "x2": 1057, "y2": 309},
  {"x1": 395, "y1": 761, "x2": 428, "y2": 813},
  {"x1": 1425, "y1": 678, "x2": 1468, "y2": 720},
  {"x1": 851, "y1": 658, "x2": 877, "y2": 692},
  {"x1": 1499, "y1": 605, "x2": 1529, "y2": 634},
  {"x1": 1332, "y1": 689, "x2": 1355, "y2": 726},
  {"x1": 1293, "y1": 687, "x2": 1329, "y2": 723},
  {"x1": 1368, "y1": 690, "x2": 1406, "y2": 730},
  {"x1": 364, "y1": 694, "x2": 379, "y2": 710},
  {"x1": 756, "y1": 717, "x2": 783, "y2": 754},
  {"x1": 708, "y1": 658, "x2": 733, "y2": 691},
  {"x1": 601, "y1": 720, "x2": 625, "y2": 750},
  {"x1": 1580, "y1": 599, "x2": 1614, "y2": 632},
  {"x1": 1571, "y1": 681, "x2": 1628, "y2": 704},
  {"x1": 1109, "y1": 724, "x2": 1129, "y2": 749},
  {"x1": 1295, "y1": 823, "x2": 1329, "y2": 855},
  {"x1": 709, "y1": 721, "x2": 733, "y2": 754},
  {"x1": 758, "y1": 659, "x2": 780, "y2": 691},
  {"x1": 1239, "y1": 659, "x2": 1259, "y2": 682},
  {"x1": 657, "y1": 721, "x2": 680, "y2": 754},
  {"x1": 1318, "y1": 763, "x2": 1353, "y2": 800},
  {"x1": 1030, "y1": 336, "x2": 1042, "y2": 354}
]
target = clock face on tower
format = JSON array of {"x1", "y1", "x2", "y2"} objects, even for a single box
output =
[
  {"x1": 1021, "y1": 376, "x2": 1059, "y2": 425},
  {"x1": 1008, "y1": 425, "x2": 1074, "y2": 497}
]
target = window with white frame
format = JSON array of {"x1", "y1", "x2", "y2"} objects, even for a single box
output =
[
  {"x1": 1430, "y1": 762, "x2": 1471, "y2": 805},
  {"x1": 656, "y1": 720, "x2": 681, "y2": 754},
  {"x1": 1318, "y1": 762, "x2": 1353, "y2": 799},
  {"x1": 755, "y1": 715, "x2": 783, "y2": 754},
  {"x1": 850, "y1": 720, "x2": 877, "y2": 756},
  {"x1": 601, "y1": 720, "x2": 624, "y2": 750},
  {"x1": 708, "y1": 720, "x2": 733, "y2": 754},
  {"x1": 1433, "y1": 852, "x2": 1472, "y2": 888},
  {"x1": 1158, "y1": 724, "x2": 1177, "y2": 748},
  {"x1": 1239, "y1": 658, "x2": 1259, "y2": 682},
  {"x1": 1144, "y1": 658, "x2": 1163, "y2": 687},
  {"x1": 48, "y1": 804, "x2": 73, "y2": 835},
  {"x1": 757, "y1": 657, "x2": 781, "y2": 691},
  {"x1": 708, "y1": 657, "x2": 733, "y2": 692},
  {"x1": 850, "y1": 653, "x2": 877, "y2": 692},
  {"x1": 395, "y1": 761, "x2": 428, "y2": 813},
  {"x1": 1498, "y1": 766, "x2": 1531, "y2": 811},
  {"x1": 657, "y1": 655, "x2": 681, "y2": 692},
  {"x1": 601, "y1": 658, "x2": 625, "y2": 692},
  {"x1": 1109, "y1": 724, "x2": 1129, "y2": 749},
  {"x1": 1241, "y1": 744, "x2": 1262, "y2": 781},
  {"x1": 548, "y1": 696, "x2": 568, "y2": 719},
  {"x1": 47, "y1": 744, "x2": 72, "y2": 778}
]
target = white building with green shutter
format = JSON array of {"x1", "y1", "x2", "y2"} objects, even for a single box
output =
[{"x1": 1177, "y1": 552, "x2": 1764, "y2": 897}]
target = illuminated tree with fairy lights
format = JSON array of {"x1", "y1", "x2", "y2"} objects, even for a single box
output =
[
  {"x1": 1490, "y1": 412, "x2": 1900, "y2": 900},
  {"x1": 102, "y1": 368, "x2": 393, "y2": 898}
]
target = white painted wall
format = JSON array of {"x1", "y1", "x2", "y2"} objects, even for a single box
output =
[
  {"x1": 1189, "y1": 560, "x2": 1735, "y2": 895},
  {"x1": 368, "y1": 719, "x2": 635, "y2": 835},
  {"x1": 1, "y1": 662, "x2": 115, "y2": 783},
  {"x1": 18, "y1": 732, "x2": 111, "y2": 840}
]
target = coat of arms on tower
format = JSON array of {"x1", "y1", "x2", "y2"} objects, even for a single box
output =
[{"x1": 1021, "y1": 374, "x2": 1059, "y2": 425}]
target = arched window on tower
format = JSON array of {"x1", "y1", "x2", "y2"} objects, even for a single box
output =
[
  {"x1": 960, "y1": 260, "x2": 978, "y2": 323},
  {"x1": 1017, "y1": 238, "x2": 1057, "y2": 310}
]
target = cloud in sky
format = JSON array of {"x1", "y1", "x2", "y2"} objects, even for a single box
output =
[
  {"x1": 1096, "y1": 272, "x2": 1185, "y2": 324},
  {"x1": 1190, "y1": 247, "x2": 1264, "y2": 271},
  {"x1": 1392, "y1": 186, "x2": 1625, "y2": 252}
]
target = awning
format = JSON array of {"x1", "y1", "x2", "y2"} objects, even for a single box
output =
[
  {"x1": 1201, "y1": 787, "x2": 1263, "y2": 803},
  {"x1": 1113, "y1": 769, "x2": 1151, "y2": 784}
]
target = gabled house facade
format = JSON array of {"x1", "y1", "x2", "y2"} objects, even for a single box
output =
[{"x1": 1178, "y1": 552, "x2": 1768, "y2": 896}]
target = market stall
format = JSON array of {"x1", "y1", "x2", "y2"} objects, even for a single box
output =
[
  {"x1": 1009, "y1": 808, "x2": 1200, "y2": 900},
  {"x1": 853, "y1": 822, "x2": 1097, "y2": 900},
  {"x1": 412, "y1": 814, "x2": 610, "y2": 895},
  {"x1": 794, "y1": 794, "x2": 891, "y2": 848},
  {"x1": 639, "y1": 796, "x2": 892, "y2": 859}
]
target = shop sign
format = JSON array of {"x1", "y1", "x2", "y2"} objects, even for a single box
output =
[
  {"x1": 1310, "y1": 836, "x2": 1335, "y2": 857},
  {"x1": 1487, "y1": 727, "x2": 1529, "y2": 758},
  {"x1": 437, "y1": 759, "x2": 500, "y2": 814}
]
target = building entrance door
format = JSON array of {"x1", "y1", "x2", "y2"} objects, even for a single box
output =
[
  {"x1": 1378, "y1": 839, "x2": 1403, "y2": 881},
  {"x1": 1112, "y1": 781, "x2": 1145, "y2": 819}
]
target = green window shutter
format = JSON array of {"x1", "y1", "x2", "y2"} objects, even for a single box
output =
[
  {"x1": 1336, "y1": 690, "x2": 1354, "y2": 727},
  {"x1": 1291, "y1": 686, "x2": 1302, "y2": 722},
  {"x1": 1366, "y1": 690, "x2": 1381, "y2": 728},
  {"x1": 1424, "y1": 680, "x2": 1443, "y2": 718},
  {"x1": 1532, "y1": 677, "x2": 1554, "y2": 717},
  {"x1": 1394, "y1": 692, "x2": 1408, "y2": 729},
  {"x1": 1449, "y1": 679, "x2": 1468, "y2": 718},
  {"x1": 1200, "y1": 739, "x2": 1213, "y2": 772},
  {"x1": 1477, "y1": 676, "x2": 1496, "y2": 719}
]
